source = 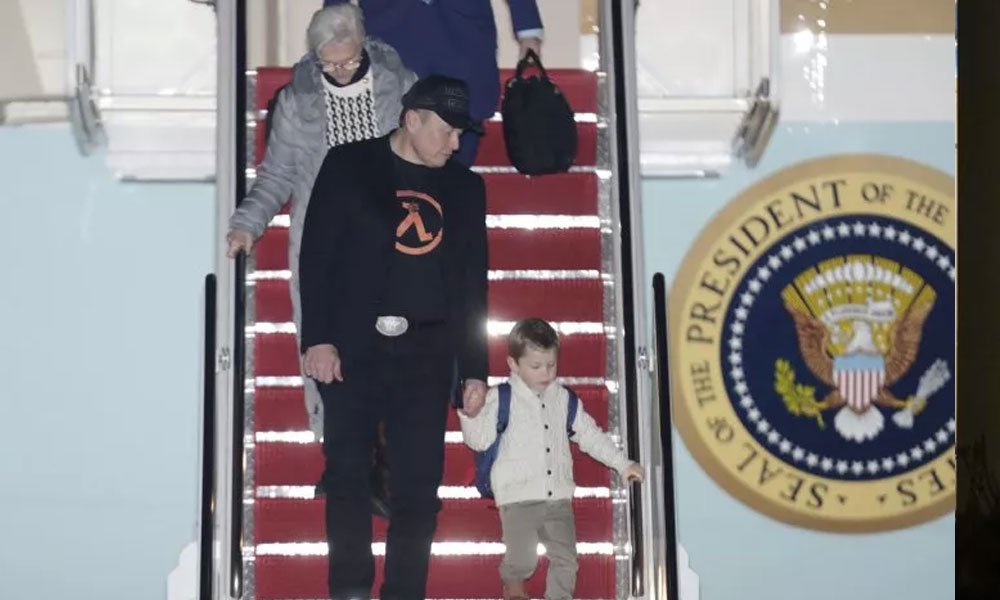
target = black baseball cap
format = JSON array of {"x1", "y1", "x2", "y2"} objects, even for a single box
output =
[{"x1": 402, "y1": 74, "x2": 484, "y2": 134}]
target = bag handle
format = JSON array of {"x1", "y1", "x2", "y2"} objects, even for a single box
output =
[{"x1": 514, "y1": 48, "x2": 550, "y2": 81}]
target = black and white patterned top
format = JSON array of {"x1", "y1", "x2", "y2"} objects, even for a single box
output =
[{"x1": 323, "y1": 73, "x2": 379, "y2": 148}]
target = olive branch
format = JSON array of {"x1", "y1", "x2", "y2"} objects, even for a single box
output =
[{"x1": 774, "y1": 359, "x2": 827, "y2": 429}]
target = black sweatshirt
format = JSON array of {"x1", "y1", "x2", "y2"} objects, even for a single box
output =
[{"x1": 298, "y1": 134, "x2": 489, "y2": 382}]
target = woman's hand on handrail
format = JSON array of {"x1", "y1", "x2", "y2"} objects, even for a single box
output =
[{"x1": 226, "y1": 229, "x2": 254, "y2": 258}]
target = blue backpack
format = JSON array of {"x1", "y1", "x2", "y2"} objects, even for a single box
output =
[{"x1": 473, "y1": 383, "x2": 580, "y2": 499}]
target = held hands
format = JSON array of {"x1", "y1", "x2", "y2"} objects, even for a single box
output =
[
  {"x1": 622, "y1": 462, "x2": 645, "y2": 484},
  {"x1": 460, "y1": 379, "x2": 488, "y2": 418},
  {"x1": 226, "y1": 229, "x2": 254, "y2": 258},
  {"x1": 303, "y1": 344, "x2": 343, "y2": 384}
]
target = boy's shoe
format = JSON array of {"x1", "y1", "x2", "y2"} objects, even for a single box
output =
[{"x1": 502, "y1": 581, "x2": 530, "y2": 600}]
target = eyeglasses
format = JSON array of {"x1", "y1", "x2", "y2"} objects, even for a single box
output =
[{"x1": 319, "y1": 56, "x2": 363, "y2": 72}]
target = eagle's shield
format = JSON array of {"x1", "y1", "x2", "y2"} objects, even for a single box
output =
[{"x1": 833, "y1": 353, "x2": 886, "y2": 412}]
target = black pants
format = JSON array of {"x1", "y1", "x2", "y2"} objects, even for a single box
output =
[{"x1": 320, "y1": 325, "x2": 452, "y2": 600}]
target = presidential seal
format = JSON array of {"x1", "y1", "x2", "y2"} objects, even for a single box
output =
[{"x1": 670, "y1": 155, "x2": 955, "y2": 532}]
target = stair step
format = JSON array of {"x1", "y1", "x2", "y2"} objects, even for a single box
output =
[
  {"x1": 254, "y1": 385, "x2": 610, "y2": 433},
  {"x1": 254, "y1": 441, "x2": 611, "y2": 488},
  {"x1": 253, "y1": 227, "x2": 602, "y2": 272},
  {"x1": 488, "y1": 228, "x2": 602, "y2": 271},
  {"x1": 255, "y1": 554, "x2": 614, "y2": 599},
  {"x1": 485, "y1": 173, "x2": 598, "y2": 215},
  {"x1": 253, "y1": 333, "x2": 607, "y2": 378},
  {"x1": 254, "y1": 497, "x2": 612, "y2": 544},
  {"x1": 487, "y1": 279, "x2": 605, "y2": 322},
  {"x1": 254, "y1": 227, "x2": 290, "y2": 271},
  {"x1": 254, "y1": 278, "x2": 604, "y2": 323}
]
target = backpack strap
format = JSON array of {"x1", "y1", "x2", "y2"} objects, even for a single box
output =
[
  {"x1": 497, "y1": 383, "x2": 512, "y2": 435},
  {"x1": 564, "y1": 386, "x2": 579, "y2": 439}
]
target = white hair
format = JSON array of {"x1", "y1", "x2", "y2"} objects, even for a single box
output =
[{"x1": 306, "y1": 4, "x2": 366, "y2": 54}]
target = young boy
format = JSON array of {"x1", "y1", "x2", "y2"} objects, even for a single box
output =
[{"x1": 459, "y1": 318, "x2": 644, "y2": 600}]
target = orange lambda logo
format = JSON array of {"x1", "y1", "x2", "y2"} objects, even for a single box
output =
[{"x1": 395, "y1": 190, "x2": 443, "y2": 256}]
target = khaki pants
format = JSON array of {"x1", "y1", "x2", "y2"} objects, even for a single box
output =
[{"x1": 499, "y1": 500, "x2": 577, "y2": 600}]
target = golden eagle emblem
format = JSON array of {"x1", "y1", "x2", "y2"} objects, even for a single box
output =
[{"x1": 776, "y1": 256, "x2": 950, "y2": 441}]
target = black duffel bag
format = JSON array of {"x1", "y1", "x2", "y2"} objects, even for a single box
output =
[{"x1": 501, "y1": 50, "x2": 577, "y2": 175}]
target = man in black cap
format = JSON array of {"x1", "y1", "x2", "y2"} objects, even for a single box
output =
[{"x1": 298, "y1": 74, "x2": 489, "y2": 600}]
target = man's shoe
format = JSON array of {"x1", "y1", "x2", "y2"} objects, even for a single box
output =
[
  {"x1": 369, "y1": 465, "x2": 392, "y2": 520},
  {"x1": 331, "y1": 591, "x2": 370, "y2": 600},
  {"x1": 371, "y1": 492, "x2": 391, "y2": 520}
]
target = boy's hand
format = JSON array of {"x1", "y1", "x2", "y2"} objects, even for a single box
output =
[
  {"x1": 623, "y1": 462, "x2": 644, "y2": 483},
  {"x1": 461, "y1": 379, "x2": 487, "y2": 417}
]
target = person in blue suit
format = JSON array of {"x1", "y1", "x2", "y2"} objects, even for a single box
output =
[{"x1": 323, "y1": 0, "x2": 543, "y2": 166}]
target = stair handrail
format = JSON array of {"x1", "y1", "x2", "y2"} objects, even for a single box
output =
[
  {"x1": 202, "y1": 0, "x2": 246, "y2": 598},
  {"x1": 603, "y1": 1, "x2": 685, "y2": 598},
  {"x1": 227, "y1": 0, "x2": 249, "y2": 595},
  {"x1": 200, "y1": 274, "x2": 218, "y2": 600},
  {"x1": 652, "y1": 274, "x2": 681, "y2": 600},
  {"x1": 601, "y1": 0, "x2": 649, "y2": 596}
]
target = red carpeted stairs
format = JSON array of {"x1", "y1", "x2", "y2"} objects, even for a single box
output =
[{"x1": 246, "y1": 66, "x2": 616, "y2": 599}]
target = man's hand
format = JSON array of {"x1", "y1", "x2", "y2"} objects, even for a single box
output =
[
  {"x1": 623, "y1": 462, "x2": 645, "y2": 483},
  {"x1": 461, "y1": 379, "x2": 488, "y2": 418},
  {"x1": 226, "y1": 229, "x2": 254, "y2": 258},
  {"x1": 303, "y1": 344, "x2": 343, "y2": 384},
  {"x1": 518, "y1": 36, "x2": 542, "y2": 59}
]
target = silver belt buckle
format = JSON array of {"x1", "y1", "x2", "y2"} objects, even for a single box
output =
[{"x1": 376, "y1": 315, "x2": 409, "y2": 337}]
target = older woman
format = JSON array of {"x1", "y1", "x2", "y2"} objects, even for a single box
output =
[{"x1": 227, "y1": 4, "x2": 414, "y2": 514}]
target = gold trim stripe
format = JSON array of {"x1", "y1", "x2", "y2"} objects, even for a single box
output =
[
  {"x1": 581, "y1": 0, "x2": 598, "y2": 34},
  {"x1": 781, "y1": 0, "x2": 955, "y2": 34}
]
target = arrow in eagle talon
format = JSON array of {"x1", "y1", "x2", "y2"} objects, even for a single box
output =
[{"x1": 892, "y1": 359, "x2": 951, "y2": 429}]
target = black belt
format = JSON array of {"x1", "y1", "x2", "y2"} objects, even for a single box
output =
[{"x1": 374, "y1": 315, "x2": 446, "y2": 337}]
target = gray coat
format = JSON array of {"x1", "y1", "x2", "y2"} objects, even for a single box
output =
[{"x1": 230, "y1": 38, "x2": 416, "y2": 338}]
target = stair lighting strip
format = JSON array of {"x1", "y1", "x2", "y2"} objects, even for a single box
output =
[
  {"x1": 489, "y1": 111, "x2": 598, "y2": 123},
  {"x1": 251, "y1": 376, "x2": 613, "y2": 389},
  {"x1": 254, "y1": 431, "x2": 468, "y2": 444},
  {"x1": 249, "y1": 269, "x2": 604, "y2": 281},
  {"x1": 485, "y1": 215, "x2": 602, "y2": 229},
  {"x1": 253, "y1": 541, "x2": 614, "y2": 557},
  {"x1": 254, "y1": 485, "x2": 611, "y2": 500},
  {"x1": 486, "y1": 269, "x2": 606, "y2": 281},
  {"x1": 472, "y1": 166, "x2": 612, "y2": 177},
  {"x1": 266, "y1": 214, "x2": 601, "y2": 229},
  {"x1": 247, "y1": 166, "x2": 613, "y2": 179},
  {"x1": 487, "y1": 320, "x2": 608, "y2": 336},
  {"x1": 255, "y1": 430, "x2": 623, "y2": 445},
  {"x1": 254, "y1": 109, "x2": 599, "y2": 124},
  {"x1": 245, "y1": 321, "x2": 609, "y2": 336}
]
